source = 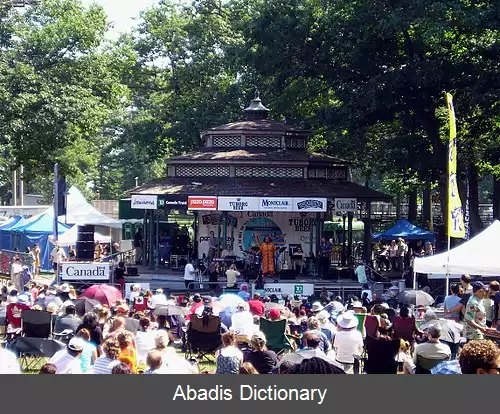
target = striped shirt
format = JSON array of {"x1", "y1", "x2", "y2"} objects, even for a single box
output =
[{"x1": 92, "y1": 356, "x2": 120, "y2": 374}]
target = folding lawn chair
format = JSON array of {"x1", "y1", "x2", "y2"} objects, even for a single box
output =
[
  {"x1": 185, "y1": 314, "x2": 222, "y2": 362},
  {"x1": 259, "y1": 318, "x2": 294, "y2": 355}
]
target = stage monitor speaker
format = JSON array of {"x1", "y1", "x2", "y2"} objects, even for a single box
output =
[
  {"x1": 279, "y1": 269, "x2": 295, "y2": 280},
  {"x1": 127, "y1": 267, "x2": 138, "y2": 276},
  {"x1": 76, "y1": 225, "x2": 95, "y2": 261}
]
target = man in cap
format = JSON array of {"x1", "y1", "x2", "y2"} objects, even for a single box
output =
[
  {"x1": 464, "y1": 281, "x2": 491, "y2": 340},
  {"x1": 411, "y1": 324, "x2": 451, "y2": 373},
  {"x1": 248, "y1": 293, "x2": 265, "y2": 317},
  {"x1": 49, "y1": 337, "x2": 85, "y2": 374},
  {"x1": 54, "y1": 301, "x2": 80, "y2": 334}
]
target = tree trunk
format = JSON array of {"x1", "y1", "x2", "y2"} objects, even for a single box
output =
[
  {"x1": 396, "y1": 192, "x2": 402, "y2": 220},
  {"x1": 468, "y1": 165, "x2": 483, "y2": 236},
  {"x1": 407, "y1": 189, "x2": 418, "y2": 222},
  {"x1": 494, "y1": 177, "x2": 500, "y2": 221},
  {"x1": 422, "y1": 185, "x2": 433, "y2": 230}
]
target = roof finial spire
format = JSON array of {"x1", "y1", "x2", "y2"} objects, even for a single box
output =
[
  {"x1": 244, "y1": 89, "x2": 270, "y2": 120},
  {"x1": 254, "y1": 88, "x2": 260, "y2": 100}
]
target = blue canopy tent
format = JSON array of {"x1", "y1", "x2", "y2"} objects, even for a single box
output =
[
  {"x1": 373, "y1": 219, "x2": 435, "y2": 242},
  {"x1": 11, "y1": 213, "x2": 69, "y2": 271},
  {"x1": 0, "y1": 216, "x2": 25, "y2": 250}
]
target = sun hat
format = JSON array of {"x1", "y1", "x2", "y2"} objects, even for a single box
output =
[
  {"x1": 311, "y1": 302, "x2": 324, "y2": 313},
  {"x1": 63, "y1": 300, "x2": 75, "y2": 309},
  {"x1": 317, "y1": 310, "x2": 330, "y2": 323},
  {"x1": 58, "y1": 283, "x2": 71, "y2": 293},
  {"x1": 68, "y1": 337, "x2": 85, "y2": 352},
  {"x1": 250, "y1": 331, "x2": 267, "y2": 347},
  {"x1": 115, "y1": 303, "x2": 130, "y2": 313},
  {"x1": 351, "y1": 301, "x2": 363, "y2": 309},
  {"x1": 337, "y1": 311, "x2": 359, "y2": 329}
]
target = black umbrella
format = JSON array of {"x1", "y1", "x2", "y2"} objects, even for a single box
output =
[
  {"x1": 74, "y1": 297, "x2": 100, "y2": 316},
  {"x1": 152, "y1": 304, "x2": 188, "y2": 317},
  {"x1": 397, "y1": 290, "x2": 434, "y2": 306}
]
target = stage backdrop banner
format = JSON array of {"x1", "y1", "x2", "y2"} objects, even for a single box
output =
[
  {"x1": 197, "y1": 212, "x2": 315, "y2": 261},
  {"x1": 263, "y1": 283, "x2": 314, "y2": 299},
  {"x1": 60, "y1": 262, "x2": 110, "y2": 281},
  {"x1": 218, "y1": 197, "x2": 260, "y2": 212}
]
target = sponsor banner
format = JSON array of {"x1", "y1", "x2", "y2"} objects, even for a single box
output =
[
  {"x1": 60, "y1": 262, "x2": 110, "y2": 281},
  {"x1": 218, "y1": 197, "x2": 260, "y2": 212},
  {"x1": 259, "y1": 197, "x2": 294, "y2": 212},
  {"x1": 188, "y1": 196, "x2": 217, "y2": 210},
  {"x1": 131, "y1": 195, "x2": 158, "y2": 210},
  {"x1": 333, "y1": 198, "x2": 357, "y2": 215},
  {"x1": 263, "y1": 283, "x2": 314, "y2": 299},
  {"x1": 124, "y1": 282, "x2": 150, "y2": 299},
  {"x1": 160, "y1": 198, "x2": 188, "y2": 207},
  {"x1": 293, "y1": 197, "x2": 327, "y2": 212}
]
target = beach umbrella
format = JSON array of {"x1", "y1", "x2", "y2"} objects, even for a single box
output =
[
  {"x1": 80, "y1": 284, "x2": 122, "y2": 306},
  {"x1": 397, "y1": 290, "x2": 434, "y2": 306},
  {"x1": 73, "y1": 297, "x2": 100, "y2": 316},
  {"x1": 216, "y1": 293, "x2": 245, "y2": 309}
]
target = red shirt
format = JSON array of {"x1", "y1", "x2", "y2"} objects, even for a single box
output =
[
  {"x1": 6, "y1": 303, "x2": 31, "y2": 329},
  {"x1": 248, "y1": 300, "x2": 265, "y2": 317}
]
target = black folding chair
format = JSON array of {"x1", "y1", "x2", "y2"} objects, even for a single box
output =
[
  {"x1": 185, "y1": 314, "x2": 222, "y2": 362},
  {"x1": 17, "y1": 310, "x2": 56, "y2": 371}
]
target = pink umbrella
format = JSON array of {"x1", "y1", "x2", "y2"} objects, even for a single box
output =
[{"x1": 80, "y1": 284, "x2": 122, "y2": 306}]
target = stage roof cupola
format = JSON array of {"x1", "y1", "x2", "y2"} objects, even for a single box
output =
[{"x1": 243, "y1": 91, "x2": 270, "y2": 120}]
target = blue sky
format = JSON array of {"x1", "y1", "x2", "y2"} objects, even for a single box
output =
[{"x1": 81, "y1": 0, "x2": 160, "y2": 39}]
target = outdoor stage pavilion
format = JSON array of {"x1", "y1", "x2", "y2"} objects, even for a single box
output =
[{"x1": 128, "y1": 93, "x2": 391, "y2": 280}]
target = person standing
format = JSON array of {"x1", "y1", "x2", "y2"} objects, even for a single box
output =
[
  {"x1": 10, "y1": 258, "x2": 24, "y2": 292},
  {"x1": 318, "y1": 236, "x2": 332, "y2": 279},
  {"x1": 444, "y1": 284, "x2": 462, "y2": 322},
  {"x1": 464, "y1": 282, "x2": 490, "y2": 341},
  {"x1": 396, "y1": 238, "x2": 407, "y2": 274},
  {"x1": 183, "y1": 260, "x2": 197, "y2": 289},
  {"x1": 208, "y1": 231, "x2": 218, "y2": 262},
  {"x1": 133, "y1": 228, "x2": 143, "y2": 265},
  {"x1": 259, "y1": 236, "x2": 276, "y2": 278},
  {"x1": 50, "y1": 245, "x2": 67, "y2": 274},
  {"x1": 388, "y1": 240, "x2": 398, "y2": 271},
  {"x1": 33, "y1": 243, "x2": 41, "y2": 277}
]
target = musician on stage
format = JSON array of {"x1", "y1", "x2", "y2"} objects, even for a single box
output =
[
  {"x1": 221, "y1": 244, "x2": 234, "y2": 259},
  {"x1": 260, "y1": 235, "x2": 276, "y2": 278},
  {"x1": 319, "y1": 236, "x2": 332, "y2": 279},
  {"x1": 208, "y1": 231, "x2": 218, "y2": 261}
]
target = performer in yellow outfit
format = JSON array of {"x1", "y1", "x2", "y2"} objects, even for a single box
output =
[{"x1": 260, "y1": 236, "x2": 276, "y2": 276}]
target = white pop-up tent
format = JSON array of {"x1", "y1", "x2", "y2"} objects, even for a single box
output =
[
  {"x1": 61, "y1": 186, "x2": 121, "y2": 229},
  {"x1": 414, "y1": 220, "x2": 500, "y2": 277},
  {"x1": 48, "y1": 224, "x2": 111, "y2": 246}
]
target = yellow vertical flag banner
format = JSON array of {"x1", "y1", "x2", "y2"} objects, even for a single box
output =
[{"x1": 446, "y1": 93, "x2": 465, "y2": 239}]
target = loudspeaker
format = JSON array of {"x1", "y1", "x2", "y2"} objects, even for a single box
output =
[
  {"x1": 76, "y1": 225, "x2": 95, "y2": 261},
  {"x1": 127, "y1": 267, "x2": 138, "y2": 276},
  {"x1": 279, "y1": 269, "x2": 295, "y2": 280}
]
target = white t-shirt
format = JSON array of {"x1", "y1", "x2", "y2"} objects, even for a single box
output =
[
  {"x1": 49, "y1": 350, "x2": 83, "y2": 374},
  {"x1": 184, "y1": 263, "x2": 196, "y2": 281},
  {"x1": 135, "y1": 330, "x2": 156, "y2": 364},
  {"x1": 148, "y1": 294, "x2": 168, "y2": 309},
  {"x1": 0, "y1": 348, "x2": 21, "y2": 374},
  {"x1": 231, "y1": 311, "x2": 255, "y2": 337},
  {"x1": 333, "y1": 329, "x2": 364, "y2": 364},
  {"x1": 51, "y1": 248, "x2": 67, "y2": 264},
  {"x1": 226, "y1": 269, "x2": 240, "y2": 287}
]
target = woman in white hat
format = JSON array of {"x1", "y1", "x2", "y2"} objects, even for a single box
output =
[{"x1": 333, "y1": 311, "x2": 364, "y2": 374}]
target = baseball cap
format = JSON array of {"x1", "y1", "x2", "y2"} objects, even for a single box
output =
[
  {"x1": 472, "y1": 281, "x2": 487, "y2": 292},
  {"x1": 68, "y1": 337, "x2": 85, "y2": 352}
]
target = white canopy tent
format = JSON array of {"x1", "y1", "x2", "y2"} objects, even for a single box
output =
[
  {"x1": 414, "y1": 220, "x2": 500, "y2": 277},
  {"x1": 60, "y1": 186, "x2": 121, "y2": 229},
  {"x1": 48, "y1": 225, "x2": 111, "y2": 246}
]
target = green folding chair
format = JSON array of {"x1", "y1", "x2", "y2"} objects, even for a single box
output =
[{"x1": 259, "y1": 318, "x2": 294, "y2": 355}]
